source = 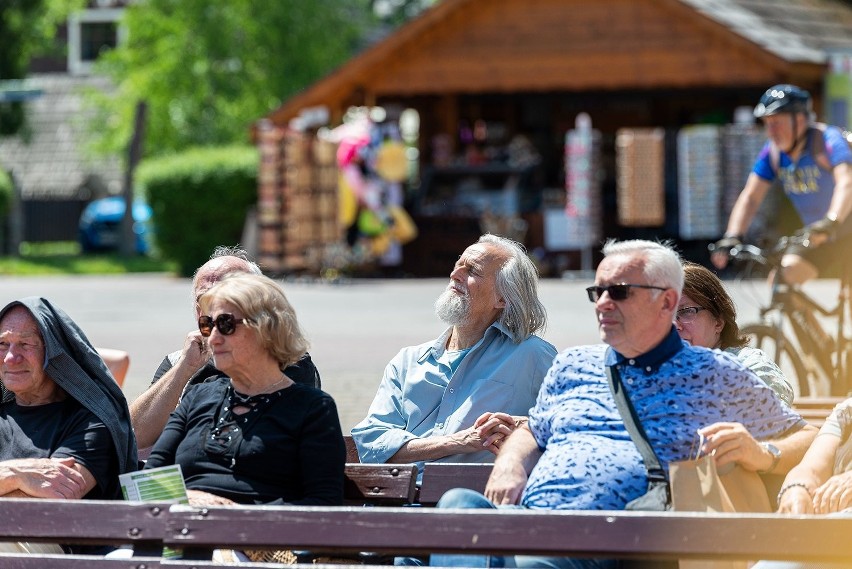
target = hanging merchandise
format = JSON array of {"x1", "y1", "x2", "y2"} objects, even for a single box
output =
[
  {"x1": 722, "y1": 124, "x2": 778, "y2": 240},
  {"x1": 561, "y1": 112, "x2": 603, "y2": 248},
  {"x1": 375, "y1": 141, "x2": 409, "y2": 182},
  {"x1": 616, "y1": 128, "x2": 666, "y2": 227},
  {"x1": 677, "y1": 125, "x2": 722, "y2": 239},
  {"x1": 328, "y1": 109, "x2": 416, "y2": 270}
]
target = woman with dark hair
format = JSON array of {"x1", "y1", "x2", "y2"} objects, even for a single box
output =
[{"x1": 676, "y1": 262, "x2": 794, "y2": 405}]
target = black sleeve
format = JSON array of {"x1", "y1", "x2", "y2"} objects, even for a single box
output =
[
  {"x1": 52, "y1": 407, "x2": 121, "y2": 499},
  {"x1": 150, "y1": 355, "x2": 174, "y2": 385},
  {"x1": 285, "y1": 352, "x2": 322, "y2": 389},
  {"x1": 290, "y1": 394, "x2": 345, "y2": 506}
]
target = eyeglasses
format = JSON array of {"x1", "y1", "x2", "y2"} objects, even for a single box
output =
[
  {"x1": 675, "y1": 306, "x2": 706, "y2": 324},
  {"x1": 585, "y1": 284, "x2": 668, "y2": 302},
  {"x1": 197, "y1": 313, "x2": 250, "y2": 337}
]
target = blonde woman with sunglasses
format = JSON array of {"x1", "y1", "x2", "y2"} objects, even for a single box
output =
[{"x1": 144, "y1": 272, "x2": 345, "y2": 509}]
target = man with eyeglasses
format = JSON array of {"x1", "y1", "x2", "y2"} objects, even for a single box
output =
[
  {"x1": 129, "y1": 246, "x2": 320, "y2": 451},
  {"x1": 430, "y1": 239, "x2": 815, "y2": 569},
  {"x1": 351, "y1": 234, "x2": 556, "y2": 474}
]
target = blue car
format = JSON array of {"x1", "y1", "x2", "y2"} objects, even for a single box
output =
[{"x1": 78, "y1": 196, "x2": 153, "y2": 254}]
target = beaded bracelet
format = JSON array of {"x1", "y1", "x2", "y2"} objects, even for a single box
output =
[{"x1": 777, "y1": 482, "x2": 812, "y2": 504}]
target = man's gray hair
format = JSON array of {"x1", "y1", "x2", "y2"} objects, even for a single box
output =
[
  {"x1": 478, "y1": 234, "x2": 547, "y2": 343},
  {"x1": 190, "y1": 245, "x2": 263, "y2": 306},
  {"x1": 601, "y1": 239, "x2": 683, "y2": 299},
  {"x1": 208, "y1": 245, "x2": 262, "y2": 275}
]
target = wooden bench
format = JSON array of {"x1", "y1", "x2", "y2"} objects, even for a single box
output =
[
  {"x1": 162, "y1": 506, "x2": 852, "y2": 565},
  {"x1": 344, "y1": 434, "x2": 361, "y2": 463},
  {"x1": 0, "y1": 499, "x2": 168, "y2": 568},
  {"x1": 344, "y1": 463, "x2": 418, "y2": 506},
  {"x1": 418, "y1": 462, "x2": 491, "y2": 505},
  {"x1": 793, "y1": 395, "x2": 844, "y2": 427},
  {"x1": 2, "y1": 499, "x2": 852, "y2": 566}
]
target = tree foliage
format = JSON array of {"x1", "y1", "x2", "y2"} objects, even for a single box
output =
[
  {"x1": 0, "y1": 0, "x2": 85, "y2": 135},
  {"x1": 87, "y1": 0, "x2": 374, "y2": 157}
]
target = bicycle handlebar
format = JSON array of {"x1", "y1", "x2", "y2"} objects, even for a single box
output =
[{"x1": 707, "y1": 231, "x2": 815, "y2": 268}]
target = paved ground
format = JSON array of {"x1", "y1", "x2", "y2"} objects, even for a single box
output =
[{"x1": 0, "y1": 274, "x2": 839, "y2": 431}]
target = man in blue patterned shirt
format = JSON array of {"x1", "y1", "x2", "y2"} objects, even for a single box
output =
[
  {"x1": 432, "y1": 239, "x2": 816, "y2": 569},
  {"x1": 352, "y1": 234, "x2": 556, "y2": 474}
]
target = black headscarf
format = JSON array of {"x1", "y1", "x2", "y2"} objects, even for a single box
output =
[{"x1": 0, "y1": 297, "x2": 138, "y2": 475}]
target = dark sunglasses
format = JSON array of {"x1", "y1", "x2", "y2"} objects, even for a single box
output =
[
  {"x1": 197, "y1": 313, "x2": 251, "y2": 337},
  {"x1": 586, "y1": 284, "x2": 667, "y2": 302}
]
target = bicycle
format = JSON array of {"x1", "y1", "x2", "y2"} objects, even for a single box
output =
[{"x1": 710, "y1": 232, "x2": 852, "y2": 398}]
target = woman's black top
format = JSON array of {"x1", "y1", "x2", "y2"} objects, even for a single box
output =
[{"x1": 145, "y1": 376, "x2": 345, "y2": 505}]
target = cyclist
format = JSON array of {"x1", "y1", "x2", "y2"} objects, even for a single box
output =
[{"x1": 712, "y1": 84, "x2": 852, "y2": 284}]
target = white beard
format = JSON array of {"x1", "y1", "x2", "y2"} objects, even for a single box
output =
[{"x1": 434, "y1": 288, "x2": 470, "y2": 325}]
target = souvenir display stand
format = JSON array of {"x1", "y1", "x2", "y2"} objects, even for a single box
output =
[
  {"x1": 616, "y1": 128, "x2": 666, "y2": 227},
  {"x1": 677, "y1": 125, "x2": 722, "y2": 240},
  {"x1": 256, "y1": 122, "x2": 339, "y2": 275}
]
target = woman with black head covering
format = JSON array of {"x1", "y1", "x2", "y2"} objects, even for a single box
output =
[{"x1": 0, "y1": 297, "x2": 137, "y2": 501}]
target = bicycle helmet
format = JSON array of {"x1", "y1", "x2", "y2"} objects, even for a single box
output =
[{"x1": 753, "y1": 84, "x2": 812, "y2": 118}]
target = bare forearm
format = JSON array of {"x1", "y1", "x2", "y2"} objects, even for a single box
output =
[
  {"x1": 829, "y1": 164, "x2": 852, "y2": 221},
  {"x1": 726, "y1": 175, "x2": 768, "y2": 236},
  {"x1": 493, "y1": 426, "x2": 542, "y2": 475},
  {"x1": 0, "y1": 458, "x2": 95, "y2": 499},
  {"x1": 0, "y1": 463, "x2": 23, "y2": 495},
  {"x1": 387, "y1": 431, "x2": 481, "y2": 463},
  {"x1": 130, "y1": 364, "x2": 197, "y2": 448},
  {"x1": 781, "y1": 433, "x2": 838, "y2": 488},
  {"x1": 771, "y1": 425, "x2": 819, "y2": 475},
  {"x1": 484, "y1": 426, "x2": 541, "y2": 505}
]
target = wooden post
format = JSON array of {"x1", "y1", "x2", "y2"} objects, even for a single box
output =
[{"x1": 121, "y1": 101, "x2": 147, "y2": 257}]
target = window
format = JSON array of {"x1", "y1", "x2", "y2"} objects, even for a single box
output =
[
  {"x1": 68, "y1": 8, "x2": 125, "y2": 75},
  {"x1": 80, "y1": 22, "x2": 118, "y2": 62}
]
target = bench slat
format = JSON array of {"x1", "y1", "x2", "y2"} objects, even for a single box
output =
[
  {"x1": 0, "y1": 499, "x2": 169, "y2": 545},
  {"x1": 0, "y1": 554, "x2": 162, "y2": 568},
  {"x1": 418, "y1": 462, "x2": 491, "y2": 505},
  {"x1": 792, "y1": 396, "x2": 844, "y2": 410},
  {"x1": 343, "y1": 464, "x2": 418, "y2": 505},
  {"x1": 343, "y1": 435, "x2": 360, "y2": 463},
  {"x1": 164, "y1": 506, "x2": 852, "y2": 562}
]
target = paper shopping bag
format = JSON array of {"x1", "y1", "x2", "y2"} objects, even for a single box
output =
[{"x1": 671, "y1": 456, "x2": 771, "y2": 569}]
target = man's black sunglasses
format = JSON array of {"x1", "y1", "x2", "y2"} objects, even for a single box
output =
[
  {"x1": 198, "y1": 313, "x2": 251, "y2": 337},
  {"x1": 585, "y1": 284, "x2": 667, "y2": 302}
]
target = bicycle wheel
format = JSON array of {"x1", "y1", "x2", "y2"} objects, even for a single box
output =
[{"x1": 741, "y1": 323, "x2": 810, "y2": 398}]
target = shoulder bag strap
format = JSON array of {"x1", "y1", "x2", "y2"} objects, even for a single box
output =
[{"x1": 605, "y1": 364, "x2": 667, "y2": 485}]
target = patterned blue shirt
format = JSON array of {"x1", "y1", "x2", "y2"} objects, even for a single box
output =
[
  {"x1": 352, "y1": 322, "x2": 556, "y2": 473},
  {"x1": 522, "y1": 327, "x2": 805, "y2": 510}
]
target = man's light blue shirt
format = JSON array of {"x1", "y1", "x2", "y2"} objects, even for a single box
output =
[{"x1": 351, "y1": 321, "x2": 556, "y2": 472}]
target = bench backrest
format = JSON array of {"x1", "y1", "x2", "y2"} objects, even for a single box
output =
[
  {"x1": 163, "y1": 505, "x2": 852, "y2": 564},
  {"x1": 2, "y1": 500, "x2": 852, "y2": 566},
  {"x1": 344, "y1": 434, "x2": 360, "y2": 463},
  {"x1": 343, "y1": 463, "x2": 418, "y2": 505},
  {"x1": 417, "y1": 462, "x2": 492, "y2": 505},
  {"x1": 792, "y1": 396, "x2": 842, "y2": 428}
]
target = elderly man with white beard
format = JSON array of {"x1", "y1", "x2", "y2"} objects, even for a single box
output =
[{"x1": 351, "y1": 234, "x2": 556, "y2": 472}]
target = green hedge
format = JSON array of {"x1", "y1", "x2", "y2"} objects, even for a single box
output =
[
  {"x1": 137, "y1": 145, "x2": 259, "y2": 276},
  {"x1": 0, "y1": 168, "x2": 13, "y2": 218}
]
